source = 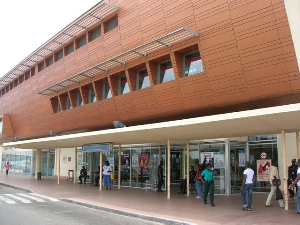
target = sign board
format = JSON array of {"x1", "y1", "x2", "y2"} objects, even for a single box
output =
[
  {"x1": 214, "y1": 152, "x2": 225, "y2": 169},
  {"x1": 82, "y1": 143, "x2": 110, "y2": 152},
  {"x1": 257, "y1": 159, "x2": 271, "y2": 182},
  {"x1": 260, "y1": 152, "x2": 267, "y2": 159},
  {"x1": 239, "y1": 150, "x2": 246, "y2": 167}
]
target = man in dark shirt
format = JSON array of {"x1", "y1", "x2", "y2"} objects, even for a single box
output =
[
  {"x1": 288, "y1": 158, "x2": 298, "y2": 198},
  {"x1": 157, "y1": 160, "x2": 164, "y2": 192},
  {"x1": 79, "y1": 166, "x2": 87, "y2": 184},
  {"x1": 179, "y1": 166, "x2": 197, "y2": 194}
]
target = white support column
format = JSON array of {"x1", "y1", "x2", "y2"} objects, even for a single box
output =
[
  {"x1": 186, "y1": 141, "x2": 190, "y2": 197},
  {"x1": 167, "y1": 139, "x2": 171, "y2": 199},
  {"x1": 225, "y1": 139, "x2": 231, "y2": 196},
  {"x1": 296, "y1": 132, "x2": 300, "y2": 160},
  {"x1": 281, "y1": 130, "x2": 288, "y2": 210},
  {"x1": 57, "y1": 147, "x2": 61, "y2": 185},
  {"x1": 74, "y1": 147, "x2": 77, "y2": 184},
  {"x1": 100, "y1": 152, "x2": 103, "y2": 191},
  {"x1": 118, "y1": 144, "x2": 121, "y2": 190},
  {"x1": 246, "y1": 140, "x2": 250, "y2": 161}
]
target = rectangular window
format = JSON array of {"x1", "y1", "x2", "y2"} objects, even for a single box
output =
[
  {"x1": 19, "y1": 75, "x2": 24, "y2": 84},
  {"x1": 66, "y1": 95, "x2": 72, "y2": 110},
  {"x1": 136, "y1": 68, "x2": 150, "y2": 90},
  {"x1": 102, "y1": 81, "x2": 112, "y2": 99},
  {"x1": 38, "y1": 62, "x2": 45, "y2": 72},
  {"x1": 56, "y1": 101, "x2": 61, "y2": 113},
  {"x1": 184, "y1": 51, "x2": 203, "y2": 76},
  {"x1": 77, "y1": 36, "x2": 87, "y2": 49},
  {"x1": 90, "y1": 26, "x2": 101, "y2": 41},
  {"x1": 25, "y1": 71, "x2": 30, "y2": 80},
  {"x1": 0, "y1": 118, "x2": 3, "y2": 134},
  {"x1": 76, "y1": 91, "x2": 83, "y2": 107},
  {"x1": 14, "y1": 79, "x2": 19, "y2": 87},
  {"x1": 66, "y1": 43, "x2": 74, "y2": 55},
  {"x1": 118, "y1": 76, "x2": 130, "y2": 95},
  {"x1": 158, "y1": 60, "x2": 175, "y2": 84},
  {"x1": 105, "y1": 17, "x2": 118, "y2": 32},
  {"x1": 5, "y1": 86, "x2": 9, "y2": 93},
  {"x1": 31, "y1": 68, "x2": 35, "y2": 76},
  {"x1": 55, "y1": 50, "x2": 63, "y2": 62},
  {"x1": 10, "y1": 83, "x2": 14, "y2": 90},
  {"x1": 88, "y1": 86, "x2": 96, "y2": 103},
  {"x1": 46, "y1": 56, "x2": 53, "y2": 67}
]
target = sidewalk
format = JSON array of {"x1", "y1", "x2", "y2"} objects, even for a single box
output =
[{"x1": 0, "y1": 174, "x2": 299, "y2": 225}]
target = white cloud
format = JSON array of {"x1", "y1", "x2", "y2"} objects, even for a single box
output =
[{"x1": 0, "y1": 0, "x2": 101, "y2": 77}]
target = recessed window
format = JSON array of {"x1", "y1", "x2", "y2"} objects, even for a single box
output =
[
  {"x1": 77, "y1": 36, "x2": 87, "y2": 49},
  {"x1": 0, "y1": 118, "x2": 3, "y2": 133},
  {"x1": 25, "y1": 71, "x2": 30, "y2": 80},
  {"x1": 184, "y1": 51, "x2": 203, "y2": 76},
  {"x1": 66, "y1": 95, "x2": 72, "y2": 110},
  {"x1": 102, "y1": 81, "x2": 112, "y2": 99},
  {"x1": 38, "y1": 62, "x2": 45, "y2": 72},
  {"x1": 46, "y1": 56, "x2": 53, "y2": 67},
  {"x1": 76, "y1": 90, "x2": 83, "y2": 107},
  {"x1": 137, "y1": 68, "x2": 150, "y2": 90},
  {"x1": 118, "y1": 76, "x2": 130, "y2": 95},
  {"x1": 14, "y1": 79, "x2": 19, "y2": 87},
  {"x1": 56, "y1": 100, "x2": 61, "y2": 113},
  {"x1": 19, "y1": 75, "x2": 24, "y2": 84},
  {"x1": 10, "y1": 83, "x2": 14, "y2": 90},
  {"x1": 65, "y1": 43, "x2": 74, "y2": 55},
  {"x1": 105, "y1": 17, "x2": 118, "y2": 33},
  {"x1": 55, "y1": 50, "x2": 63, "y2": 62},
  {"x1": 5, "y1": 86, "x2": 9, "y2": 93},
  {"x1": 88, "y1": 86, "x2": 96, "y2": 103},
  {"x1": 89, "y1": 26, "x2": 101, "y2": 41},
  {"x1": 158, "y1": 60, "x2": 175, "y2": 84},
  {"x1": 31, "y1": 68, "x2": 35, "y2": 76}
]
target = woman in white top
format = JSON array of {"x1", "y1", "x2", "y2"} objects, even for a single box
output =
[
  {"x1": 103, "y1": 161, "x2": 112, "y2": 190},
  {"x1": 289, "y1": 159, "x2": 300, "y2": 213}
]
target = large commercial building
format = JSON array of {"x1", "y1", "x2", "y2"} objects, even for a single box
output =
[{"x1": 1, "y1": 0, "x2": 300, "y2": 200}]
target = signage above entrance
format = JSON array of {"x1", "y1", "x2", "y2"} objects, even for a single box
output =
[
  {"x1": 260, "y1": 152, "x2": 267, "y2": 159},
  {"x1": 82, "y1": 143, "x2": 110, "y2": 152}
]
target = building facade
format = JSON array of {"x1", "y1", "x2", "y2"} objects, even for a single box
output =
[{"x1": 1, "y1": 0, "x2": 300, "y2": 196}]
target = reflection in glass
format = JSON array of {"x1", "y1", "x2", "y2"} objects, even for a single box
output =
[
  {"x1": 158, "y1": 60, "x2": 175, "y2": 84},
  {"x1": 119, "y1": 76, "x2": 130, "y2": 95},
  {"x1": 102, "y1": 81, "x2": 112, "y2": 99},
  {"x1": 137, "y1": 68, "x2": 150, "y2": 90},
  {"x1": 184, "y1": 51, "x2": 203, "y2": 76}
]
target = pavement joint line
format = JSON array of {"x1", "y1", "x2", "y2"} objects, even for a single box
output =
[
  {"x1": 0, "y1": 183, "x2": 32, "y2": 193},
  {"x1": 61, "y1": 198, "x2": 196, "y2": 225}
]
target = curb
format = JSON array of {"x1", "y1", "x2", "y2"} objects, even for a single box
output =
[
  {"x1": 1, "y1": 182, "x2": 194, "y2": 225},
  {"x1": 61, "y1": 198, "x2": 195, "y2": 225}
]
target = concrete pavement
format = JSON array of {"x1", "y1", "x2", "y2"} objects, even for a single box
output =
[{"x1": 0, "y1": 174, "x2": 299, "y2": 225}]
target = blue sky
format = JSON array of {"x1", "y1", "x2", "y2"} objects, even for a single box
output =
[{"x1": 0, "y1": 0, "x2": 101, "y2": 77}]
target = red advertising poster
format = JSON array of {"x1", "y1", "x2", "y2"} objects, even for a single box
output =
[
  {"x1": 140, "y1": 152, "x2": 149, "y2": 171},
  {"x1": 257, "y1": 159, "x2": 271, "y2": 182}
]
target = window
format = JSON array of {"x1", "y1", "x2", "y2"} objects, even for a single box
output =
[
  {"x1": 31, "y1": 68, "x2": 35, "y2": 76},
  {"x1": 76, "y1": 90, "x2": 83, "y2": 107},
  {"x1": 10, "y1": 83, "x2": 14, "y2": 90},
  {"x1": 137, "y1": 68, "x2": 150, "y2": 90},
  {"x1": 77, "y1": 36, "x2": 87, "y2": 49},
  {"x1": 105, "y1": 17, "x2": 118, "y2": 32},
  {"x1": 46, "y1": 56, "x2": 53, "y2": 67},
  {"x1": 102, "y1": 81, "x2": 112, "y2": 99},
  {"x1": 184, "y1": 51, "x2": 203, "y2": 76},
  {"x1": 14, "y1": 79, "x2": 19, "y2": 87},
  {"x1": 65, "y1": 43, "x2": 74, "y2": 55},
  {"x1": 118, "y1": 76, "x2": 130, "y2": 95},
  {"x1": 38, "y1": 62, "x2": 45, "y2": 72},
  {"x1": 89, "y1": 26, "x2": 101, "y2": 41},
  {"x1": 5, "y1": 86, "x2": 9, "y2": 93},
  {"x1": 56, "y1": 101, "x2": 61, "y2": 113},
  {"x1": 19, "y1": 75, "x2": 24, "y2": 84},
  {"x1": 25, "y1": 71, "x2": 30, "y2": 80},
  {"x1": 158, "y1": 60, "x2": 175, "y2": 84},
  {"x1": 88, "y1": 86, "x2": 96, "y2": 103},
  {"x1": 55, "y1": 50, "x2": 63, "y2": 62},
  {"x1": 66, "y1": 95, "x2": 72, "y2": 110},
  {"x1": 0, "y1": 118, "x2": 3, "y2": 133}
]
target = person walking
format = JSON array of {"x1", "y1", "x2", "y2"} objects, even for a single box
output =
[
  {"x1": 201, "y1": 163, "x2": 218, "y2": 207},
  {"x1": 288, "y1": 158, "x2": 298, "y2": 198},
  {"x1": 266, "y1": 159, "x2": 285, "y2": 208},
  {"x1": 194, "y1": 159, "x2": 204, "y2": 198},
  {"x1": 5, "y1": 162, "x2": 11, "y2": 176},
  {"x1": 103, "y1": 161, "x2": 112, "y2": 190},
  {"x1": 289, "y1": 159, "x2": 300, "y2": 214},
  {"x1": 157, "y1": 160, "x2": 164, "y2": 192},
  {"x1": 79, "y1": 166, "x2": 87, "y2": 184},
  {"x1": 241, "y1": 161, "x2": 254, "y2": 211}
]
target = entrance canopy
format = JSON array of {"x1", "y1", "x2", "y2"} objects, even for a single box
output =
[{"x1": 3, "y1": 103, "x2": 300, "y2": 149}]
